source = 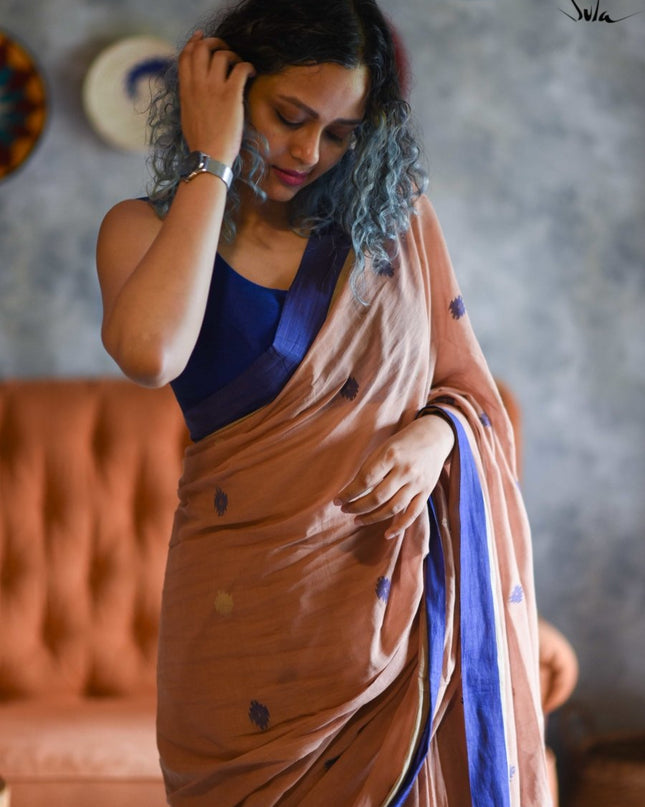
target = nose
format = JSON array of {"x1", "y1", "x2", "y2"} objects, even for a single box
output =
[{"x1": 290, "y1": 127, "x2": 320, "y2": 168}]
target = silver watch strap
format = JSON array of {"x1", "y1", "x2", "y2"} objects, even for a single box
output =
[
  {"x1": 202, "y1": 157, "x2": 234, "y2": 189},
  {"x1": 183, "y1": 153, "x2": 234, "y2": 189}
]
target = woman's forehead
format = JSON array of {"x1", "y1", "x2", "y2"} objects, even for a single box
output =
[{"x1": 254, "y1": 62, "x2": 369, "y2": 121}]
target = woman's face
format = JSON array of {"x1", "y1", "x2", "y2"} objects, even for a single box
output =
[{"x1": 245, "y1": 62, "x2": 369, "y2": 203}]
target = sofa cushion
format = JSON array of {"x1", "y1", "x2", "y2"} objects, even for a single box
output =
[
  {"x1": 7, "y1": 781, "x2": 167, "y2": 807},
  {"x1": 0, "y1": 379, "x2": 188, "y2": 698},
  {"x1": 0, "y1": 696, "x2": 161, "y2": 781}
]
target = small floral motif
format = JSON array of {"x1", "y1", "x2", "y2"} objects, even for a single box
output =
[
  {"x1": 449, "y1": 295, "x2": 466, "y2": 320},
  {"x1": 214, "y1": 590, "x2": 234, "y2": 616},
  {"x1": 376, "y1": 576, "x2": 391, "y2": 603},
  {"x1": 509, "y1": 765, "x2": 517, "y2": 780},
  {"x1": 214, "y1": 486, "x2": 228, "y2": 516},
  {"x1": 249, "y1": 700, "x2": 270, "y2": 731},
  {"x1": 340, "y1": 376, "x2": 360, "y2": 401},
  {"x1": 479, "y1": 411, "x2": 492, "y2": 428},
  {"x1": 509, "y1": 585, "x2": 524, "y2": 604}
]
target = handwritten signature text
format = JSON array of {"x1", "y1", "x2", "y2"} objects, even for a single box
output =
[{"x1": 560, "y1": 0, "x2": 643, "y2": 22}]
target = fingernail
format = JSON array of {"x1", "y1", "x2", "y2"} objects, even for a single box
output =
[{"x1": 333, "y1": 497, "x2": 342, "y2": 506}]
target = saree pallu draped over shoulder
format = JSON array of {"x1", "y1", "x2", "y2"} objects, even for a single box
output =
[{"x1": 156, "y1": 196, "x2": 551, "y2": 806}]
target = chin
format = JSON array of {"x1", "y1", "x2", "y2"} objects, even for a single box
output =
[{"x1": 263, "y1": 180, "x2": 309, "y2": 204}]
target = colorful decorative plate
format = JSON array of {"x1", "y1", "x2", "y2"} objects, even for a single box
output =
[
  {"x1": 82, "y1": 35, "x2": 175, "y2": 152},
  {"x1": 0, "y1": 30, "x2": 48, "y2": 181}
]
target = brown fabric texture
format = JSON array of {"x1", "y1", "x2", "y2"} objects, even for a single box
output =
[
  {"x1": 0, "y1": 203, "x2": 553, "y2": 806},
  {"x1": 156, "y1": 197, "x2": 550, "y2": 806}
]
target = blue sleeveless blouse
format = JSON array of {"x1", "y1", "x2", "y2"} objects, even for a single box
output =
[
  {"x1": 171, "y1": 254, "x2": 287, "y2": 413},
  {"x1": 171, "y1": 230, "x2": 351, "y2": 441}
]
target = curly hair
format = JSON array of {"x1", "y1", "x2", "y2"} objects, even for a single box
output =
[{"x1": 147, "y1": 0, "x2": 427, "y2": 287}]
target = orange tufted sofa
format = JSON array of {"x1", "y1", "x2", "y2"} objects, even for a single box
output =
[{"x1": 0, "y1": 378, "x2": 188, "y2": 807}]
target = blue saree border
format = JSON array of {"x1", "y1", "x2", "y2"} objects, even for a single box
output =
[
  {"x1": 390, "y1": 411, "x2": 510, "y2": 806},
  {"x1": 183, "y1": 231, "x2": 350, "y2": 441}
]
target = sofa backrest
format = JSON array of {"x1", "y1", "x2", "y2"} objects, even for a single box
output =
[{"x1": 0, "y1": 379, "x2": 188, "y2": 699}]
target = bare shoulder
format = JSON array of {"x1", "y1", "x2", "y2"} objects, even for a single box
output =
[
  {"x1": 97, "y1": 198, "x2": 163, "y2": 306},
  {"x1": 98, "y1": 198, "x2": 162, "y2": 256}
]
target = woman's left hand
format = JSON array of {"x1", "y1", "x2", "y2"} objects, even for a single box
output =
[{"x1": 335, "y1": 414, "x2": 455, "y2": 540}]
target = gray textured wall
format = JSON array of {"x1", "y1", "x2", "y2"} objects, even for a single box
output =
[{"x1": 2, "y1": 0, "x2": 643, "y2": 739}]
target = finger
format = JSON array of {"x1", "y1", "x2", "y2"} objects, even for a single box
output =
[
  {"x1": 336, "y1": 452, "x2": 394, "y2": 505},
  {"x1": 384, "y1": 491, "x2": 428, "y2": 540},
  {"x1": 190, "y1": 37, "x2": 218, "y2": 77},
  {"x1": 178, "y1": 34, "x2": 198, "y2": 66},
  {"x1": 182, "y1": 36, "x2": 230, "y2": 68},
  {"x1": 198, "y1": 36, "x2": 233, "y2": 49},
  {"x1": 179, "y1": 33, "x2": 208, "y2": 82},
  {"x1": 226, "y1": 59, "x2": 256, "y2": 86},
  {"x1": 183, "y1": 32, "x2": 227, "y2": 48},
  {"x1": 181, "y1": 30, "x2": 206, "y2": 54},
  {"x1": 351, "y1": 485, "x2": 412, "y2": 527},
  {"x1": 207, "y1": 49, "x2": 244, "y2": 80},
  {"x1": 338, "y1": 471, "x2": 401, "y2": 515}
]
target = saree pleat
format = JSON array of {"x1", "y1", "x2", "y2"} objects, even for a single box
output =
[{"x1": 156, "y1": 196, "x2": 550, "y2": 805}]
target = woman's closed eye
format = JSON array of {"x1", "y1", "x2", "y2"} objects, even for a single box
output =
[
  {"x1": 276, "y1": 110, "x2": 303, "y2": 128},
  {"x1": 325, "y1": 128, "x2": 349, "y2": 144},
  {"x1": 275, "y1": 110, "x2": 353, "y2": 144}
]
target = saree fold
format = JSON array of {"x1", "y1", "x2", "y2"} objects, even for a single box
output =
[{"x1": 156, "y1": 196, "x2": 551, "y2": 806}]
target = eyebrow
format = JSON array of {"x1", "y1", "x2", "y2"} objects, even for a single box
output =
[{"x1": 277, "y1": 95, "x2": 363, "y2": 126}]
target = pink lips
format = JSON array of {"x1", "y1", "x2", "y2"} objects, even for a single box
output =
[{"x1": 272, "y1": 166, "x2": 310, "y2": 187}]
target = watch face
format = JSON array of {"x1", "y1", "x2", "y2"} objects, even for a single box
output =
[{"x1": 181, "y1": 151, "x2": 205, "y2": 178}]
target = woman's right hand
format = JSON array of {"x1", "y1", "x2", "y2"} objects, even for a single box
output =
[{"x1": 178, "y1": 31, "x2": 255, "y2": 166}]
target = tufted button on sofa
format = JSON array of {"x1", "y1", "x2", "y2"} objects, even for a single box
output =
[{"x1": 0, "y1": 378, "x2": 189, "y2": 807}]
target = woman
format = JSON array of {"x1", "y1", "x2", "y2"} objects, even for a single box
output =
[{"x1": 97, "y1": 0, "x2": 550, "y2": 804}]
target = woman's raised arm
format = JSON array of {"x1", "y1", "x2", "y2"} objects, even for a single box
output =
[{"x1": 96, "y1": 33, "x2": 254, "y2": 387}]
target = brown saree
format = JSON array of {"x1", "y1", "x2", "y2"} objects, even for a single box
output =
[{"x1": 156, "y1": 196, "x2": 551, "y2": 806}]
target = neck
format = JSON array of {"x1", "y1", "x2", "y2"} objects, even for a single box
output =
[{"x1": 237, "y1": 185, "x2": 293, "y2": 233}]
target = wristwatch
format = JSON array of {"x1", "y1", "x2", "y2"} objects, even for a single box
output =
[{"x1": 179, "y1": 151, "x2": 234, "y2": 189}]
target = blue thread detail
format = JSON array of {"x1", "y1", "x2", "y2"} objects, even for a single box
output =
[
  {"x1": 340, "y1": 376, "x2": 359, "y2": 401},
  {"x1": 509, "y1": 765, "x2": 517, "y2": 780},
  {"x1": 376, "y1": 576, "x2": 391, "y2": 603},
  {"x1": 509, "y1": 585, "x2": 524, "y2": 604},
  {"x1": 449, "y1": 295, "x2": 466, "y2": 319},
  {"x1": 125, "y1": 57, "x2": 172, "y2": 99},
  {"x1": 479, "y1": 411, "x2": 492, "y2": 427},
  {"x1": 249, "y1": 700, "x2": 270, "y2": 731},
  {"x1": 214, "y1": 487, "x2": 228, "y2": 516}
]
